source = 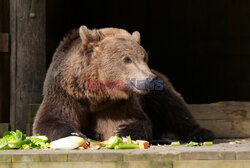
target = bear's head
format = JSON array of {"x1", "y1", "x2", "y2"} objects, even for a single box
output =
[{"x1": 58, "y1": 26, "x2": 155, "y2": 103}]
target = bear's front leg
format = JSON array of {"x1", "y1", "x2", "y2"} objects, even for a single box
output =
[
  {"x1": 115, "y1": 119, "x2": 152, "y2": 141},
  {"x1": 33, "y1": 119, "x2": 90, "y2": 145},
  {"x1": 33, "y1": 96, "x2": 90, "y2": 145}
]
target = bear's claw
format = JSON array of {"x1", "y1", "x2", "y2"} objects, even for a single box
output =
[
  {"x1": 115, "y1": 122, "x2": 152, "y2": 141},
  {"x1": 71, "y1": 132, "x2": 90, "y2": 145},
  {"x1": 185, "y1": 127, "x2": 215, "y2": 142}
]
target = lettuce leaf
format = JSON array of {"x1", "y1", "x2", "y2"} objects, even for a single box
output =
[
  {"x1": 0, "y1": 138, "x2": 8, "y2": 150},
  {"x1": 0, "y1": 130, "x2": 49, "y2": 150}
]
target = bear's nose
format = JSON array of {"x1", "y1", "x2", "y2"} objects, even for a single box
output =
[{"x1": 147, "y1": 74, "x2": 157, "y2": 83}]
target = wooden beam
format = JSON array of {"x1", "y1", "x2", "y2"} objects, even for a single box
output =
[
  {"x1": 189, "y1": 101, "x2": 250, "y2": 120},
  {"x1": 0, "y1": 33, "x2": 9, "y2": 52},
  {"x1": 0, "y1": 123, "x2": 9, "y2": 136},
  {"x1": 189, "y1": 101, "x2": 250, "y2": 138},
  {"x1": 10, "y1": 0, "x2": 46, "y2": 132},
  {"x1": 10, "y1": 0, "x2": 17, "y2": 131}
]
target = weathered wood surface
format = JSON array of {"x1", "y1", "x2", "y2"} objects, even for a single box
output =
[
  {"x1": 189, "y1": 101, "x2": 250, "y2": 120},
  {"x1": 189, "y1": 101, "x2": 250, "y2": 138},
  {"x1": 27, "y1": 102, "x2": 250, "y2": 138},
  {"x1": 10, "y1": 0, "x2": 17, "y2": 131},
  {"x1": 0, "y1": 33, "x2": 9, "y2": 52},
  {"x1": 10, "y1": 0, "x2": 46, "y2": 132},
  {"x1": 0, "y1": 123, "x2": 9, "y2": 137}
]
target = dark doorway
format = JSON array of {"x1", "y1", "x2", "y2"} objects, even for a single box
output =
[
  {"x1": 0, "y1": 0, "x2": 10, "y2": 123},
  {"x1": 46, "y1": 0, "x2": 250, "y2": 104}
]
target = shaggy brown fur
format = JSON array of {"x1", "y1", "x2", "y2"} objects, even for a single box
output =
[{"x1": 33, "y1": 26, "x2": 214, "y2": 143}]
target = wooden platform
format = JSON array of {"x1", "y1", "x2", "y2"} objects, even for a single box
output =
[
  {"x1": 0, "y1": 102, "x2": 250, "y2": 167},
  {"x1": 0, "y1": 139, "x2": 250, "y2": 168}
]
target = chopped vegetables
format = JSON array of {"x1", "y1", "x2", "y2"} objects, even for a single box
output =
[
  {"x1": 77, "y1": 147, "x2": 85, "y2": 150},
  {"x1": 90, "y1": 142, "x2": 103, "y2": 148},
  {"x1": 136, "y1": 140, "x2": 149, "y2": 149},
  {"x1": 184, "y1": 141, "x2": 214, "y2": 147},
  {"x1": 92, "y1": 145, "x2": 101, "y2": 150},
  {"x1": 185, "y1": 141, "x2": 200, "y2": 146},
  {"x1": 114, "y1": 143, "x2": 139, "y2": 149},
  {"x1": 0, "y1": 130, "x2": 49, "y2": 150},
  {"x1": 171, "y1": 141, "x2": 180, "y2": 146},
  {"x1": 0, "y1": 130, "x2": 215, "y2": 150},
  {"x1": 89, "y1": 136, "x2": 149, "y2": 150},
  {"x1": 50, "y1": 136, "x2": 87, "y2": 150},
  {"x1": 203, "y1": 141, "x2": 213, "y2": 146},
  {"x1": 106, "y1": 136, "x2": 123, "y2": 149},
  {"x1": 126, "y1": 136, "x2": 132, "y2": 144}
]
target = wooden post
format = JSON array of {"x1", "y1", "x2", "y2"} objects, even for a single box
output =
[{"x1": 10, "y1": 0, "x2": 46, "y2": 132}]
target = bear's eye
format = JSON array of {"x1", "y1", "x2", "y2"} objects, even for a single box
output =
[{"x1": 123, "y1": 57, "x2": 132, "y2": 64}]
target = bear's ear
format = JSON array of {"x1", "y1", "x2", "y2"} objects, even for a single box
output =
[
  {"x1": 79, "y1": 26, "x2": 104, "y2": 45},
  {"x1": 132, "y1": 31, "x2": 141, "y2": 43}
]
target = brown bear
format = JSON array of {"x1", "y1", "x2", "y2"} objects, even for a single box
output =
[{"x1": 33, "y1": 25, "x2": 214, "y2": 144}]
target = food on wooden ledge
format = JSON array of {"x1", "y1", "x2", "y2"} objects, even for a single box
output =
[
  {"x1": 136, "y1": 140, "x2": 149, "y2": 149},
  {"x1": 114, "y1": 143, "x2": 139, "y2": 149},
  {"x1": 0, "y1": 130, "x2": 49, "y2": 150},
  {"x1": 88, "y1": 136, "x2": 149, "y2": 150},
  {"x1": 50, "y1": 136, "x2": 88, "y2": 150},
  {"x1": 185, "y1": 141, "x2": 214, "y2": 147},
  {"x1": 0, "y1": 130, "x2": 215, "y2": 150},
  {"x1": 203, "y1": 141, "x2": 213, "y2": 146},
  {"x1": 171, "y1": 141, "x2": 180, "y2": 146}
]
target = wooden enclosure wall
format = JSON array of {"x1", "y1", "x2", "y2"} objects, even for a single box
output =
[
  {"x1": 1, "y1": 0, "x2": 249, "y2": 133},
  {"x1": 0, "y1": 0, "x2": 10, "y2": 123},
  {"x1": 10, "y1": 0, "x2": 46, "y2": 132}
]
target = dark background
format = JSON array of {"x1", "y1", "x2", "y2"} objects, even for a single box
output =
[{"x1": 46, "y1": 0, "x2": 250, "y2": 104}]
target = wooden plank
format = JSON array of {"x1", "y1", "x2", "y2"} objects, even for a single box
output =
[
  {"x1": 0, "y1": 123, "x2": 9, "y2": 137},
  {"x1": 0, "y1": 33, "x2": 8, "y2": 52},
  {"x1": 197, "y1": 119, "x2": 250, "y2": 138},
  {"x1": 189, "y1": 101, "x2": 250, "y2": 138},
  {"x1": 27, "y1": 104, "x2": 40, "y2": 123},
  {"x1": 26, "y1": 104, "x2": 40, "y2": 135},
  {"x1": 10, "y1": 0, "x2": 46, "y2": 132},
  {"x1": 189, "y1": 101, "x2": 250, "y2": 120},
  {"x1": 10, "y1": 0, "x2": 17, "y2": 131}
]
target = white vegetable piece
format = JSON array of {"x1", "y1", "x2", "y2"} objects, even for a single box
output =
[
  {"x1": 122, "y1": 137, "x2": 128, "y2": 143},
  {"x1": 50, "y1": 136, "x2": 85, "y2": 150}
]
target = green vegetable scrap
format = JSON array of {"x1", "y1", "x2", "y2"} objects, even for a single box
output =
[
  {"x1": 106, "y1": 136, "x2": 123, "y2": 149},
  {"x1": 92, "y1": 145, "x2": 101, "y2": 150},
  {"x1": 0, "y1": 130, "x2": 49, "y2": 150},
  {"x1": 185, "y1": 141, "x2": 214, "y2": 147},
  {"x1": 185, "y1": 141, "x2": 200, "y2": 147},
  {"x1": 0, "y1": 138, "x2": 8, "y2": 150},
  {"x1": 171, "y1": 141, "x2": 180, "y2": 146},
  {"x1": 114, "y1": 143, "x2": 139, "y2": 150},
  {"x1": 126, "y1": 136, "x2": 132, "y2": 144},
  {"x1": 203, "y1": 141, "x2": 213, "y2": 146}
]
